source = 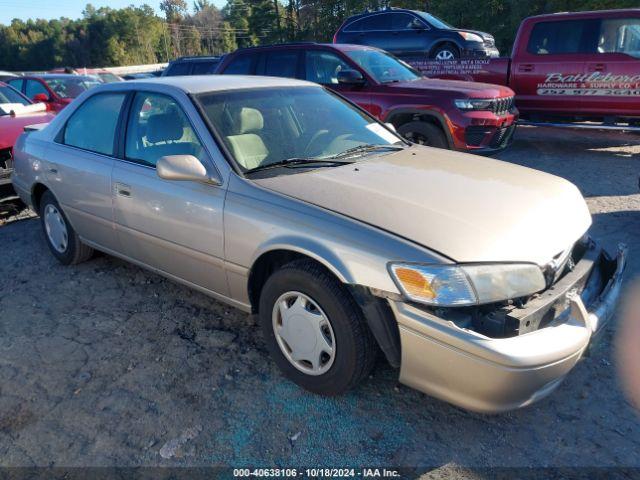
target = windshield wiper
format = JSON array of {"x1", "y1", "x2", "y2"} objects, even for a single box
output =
[
  {"x1": 330, "y1": 143, "x2": 406, "y2": 159},
  {"x1": 244, "y1": 157, "x2": 354, "y2": 174}
]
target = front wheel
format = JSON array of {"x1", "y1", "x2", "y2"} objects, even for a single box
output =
[
  {"x1": 258, "y1": 260, "x2": 376, "y2": 395},
  {"x1": 431, "y1": 43, "x2": 460, "y2": 60},
  {"x1": 39, "y1": 190, "x2": 94, "y2": 265},
  {"x1": 397, "y1": 121, "x2": 449, "y2": 149}
]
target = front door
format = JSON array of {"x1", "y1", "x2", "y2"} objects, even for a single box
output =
[
  {"x1": 112, "y1": 91, "x2": 228, "y2": 295},
  {"x1": 510, "y1": 18, "x2": 595, "y2": 115}
]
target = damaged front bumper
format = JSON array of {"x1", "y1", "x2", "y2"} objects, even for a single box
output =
[{"x1": 392, "y1": 240, "x2": 627, "y2": 413}]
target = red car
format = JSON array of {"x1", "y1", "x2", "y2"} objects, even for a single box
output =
[
  {"x1": 6, "y1": 74, "x2": 101, "y2": 113},
  {"x1": 0, "y1": 82, "x2": 55, "y2": 187},
  {"x1": 215, "y1": 43, "x2": 518, "y2": 153},
  {"x1": 49, "y1": 67, "x2": 123, "y2": 83},
  {"x1": 407, "y1": 9, "x2": 640, "y2": 128}
]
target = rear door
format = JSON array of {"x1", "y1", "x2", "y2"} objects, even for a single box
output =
[
  {"x1": 302, "y1": 49, "x2": 373, "y2": 114},
  {"x1": 510, "y1": 18, "x2": 595, "y2": 115},
  {"x1": 111, "y1": 90, "x2": 228, "y2": 295},
  {"x1": 581, "y1": 15, "x2": 640, "y2": 116},
  {"x1": 46, "y1": 92, "x2": 127, "y2": 251},
  {"x1": 340, "y1": 13, "x2": 391, "y2": 51}
]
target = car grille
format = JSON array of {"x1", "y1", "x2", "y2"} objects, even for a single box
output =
[
  {"x1": 465, "y1": 124, "x2": 516, "y2": 148},
  {"x1": 492, "y1": 97, "x2": 513, "y2": 116}
]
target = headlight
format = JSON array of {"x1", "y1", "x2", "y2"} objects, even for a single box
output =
[
  {"x1": 459, "y1": 32, "x2": 484, "y2": 43},
  {"x1": 389, "y1": 263, "x2": 546, "y2": 307},
  {"x1": 454, "y1": 98, "x2": 494, "y2": 111}
]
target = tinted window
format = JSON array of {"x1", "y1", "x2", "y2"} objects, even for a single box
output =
[
  {"x1": 345, "y1": 14, "x2": 390, "y2": 32},
  {"x1": 305, "y1": 50, "x2": 352, "y2": 84},
  {"x1": 125, "y1": 93, "x2": 205, "y2": 167},
  {"x1": 599, "y1": 18, "x2": 640, "y2": 58},
  {"x1": 25, "y1": 79, "x2": 49, "y2": 99},
  {"x1": 223, "y1": 54, "x2": 255, "y2": 74},
  {"x1": 166, "y1": 62, "x2": 192, "y2": 76},
  {"x1": 263, "y1": 51, "x2": 300, "y2": 78},
  {"x1": 64, "y1": 93, "x2": 126, "y2": 155},
  {"x1": 7, "y1": 79, "x2": 23, "y2": 92},
  {"x1": 527, "y1": 19, "x2": 599, "y2": 55},
  {"x1": 0, "y1": 85, "x2": 30, "y2": 106},
  {"x1": 44, "y1": 77, "x2": 101, "y2": 98},
  {"x1": 415, "y1": 12, "x2": 452, "y2": 29},
  {"x1": 191, "y1": 60, "x2": 218, "y2": 74},
  {"x1": 390, "y1": 13, "x2": 419, "y2": 30}
]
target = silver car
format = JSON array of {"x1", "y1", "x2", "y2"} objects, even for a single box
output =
[{"x1": 12, "y1": 76, "x2": 626, "y2": 413}]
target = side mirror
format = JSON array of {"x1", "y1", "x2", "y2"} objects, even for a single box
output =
[
  {"x1": 32, "y1": 93, "x2": 50, "y2": 103},
  {"x1": 337, "y1": 69, "x2": 366, "y2": 86},
  {"x1": 157, "y1": 155, "x2": 219, "y2": 184}
]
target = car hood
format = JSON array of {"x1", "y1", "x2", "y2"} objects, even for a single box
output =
[
  {"x1": 387, "y1": 78, "x2": 513, "y2": 98},
  {"x1": 254, "y1": 147, "x2": 591, "y2": 266},
  {"x1": 0, "y1": 111, "x2": 55, "y2": 150}
]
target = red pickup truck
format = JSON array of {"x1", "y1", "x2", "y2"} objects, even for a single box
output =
[{"x1": 407, "y1": 9, "x2": 640, "y2": 130}]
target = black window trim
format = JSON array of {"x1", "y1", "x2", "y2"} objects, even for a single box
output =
[
  {"x1": 342, "y1": 11, "x2": 430, "y2": 33},
  {"x1": 57, "y1": 91, "x2": 129, "y2": 158}
]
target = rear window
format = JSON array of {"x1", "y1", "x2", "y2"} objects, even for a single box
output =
[
  {"x1": 262, "y1": 51, "x2": 300, "y2": 78},
  {"x1": 192, "y1": 61, "x2": 219, "y2": 74},
  {"x1": 527, "y1": 19, "x2": 600, "y2": 55},
  {"x1": 165, "y1": 62, "x2": 192, "y2": 76},
  {"x1": 223, "y1": 54, "x2": 255, "y2": 75}
]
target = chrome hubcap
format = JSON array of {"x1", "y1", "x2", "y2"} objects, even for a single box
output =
[
  {"x1": 272, "y1": 292, "x2": 336, "y2": 376},
  {"x1": 435, "y1": 50, "x2": 455, "y2": 60},
  {"x1": 44, "y1": 204, "x2": 68, "y2": 253}
]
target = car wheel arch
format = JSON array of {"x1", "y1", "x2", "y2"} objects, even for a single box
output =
[
  {"x1": 247, "y1": 246, "x2": 351, "y2": 314},
  {"x1": 31, "y1": 182, "x2": 50, "y2": 212},
  {"x1": 386, "y1": 109, "x2": 454, "y2": 148}
]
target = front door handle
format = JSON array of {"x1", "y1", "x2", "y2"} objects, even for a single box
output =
[
  {"x1": 115, "y1": 183, "x2": 132, "y2": 197},
  {"x1": 591, "y1": 63, "x2": 606, "y2": 72},
  {"x1": 518, "y1": 64, "x2": 534, "y2": 72}
]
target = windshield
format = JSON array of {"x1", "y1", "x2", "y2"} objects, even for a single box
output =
[
  {"x1": 0, "y1": 84, "x2": 30, "y2": 107},
  {"x1": 345, "y1": 49, "x2": 422, "y2": 84},
  {"x1": 44, "y1": 77, "x2": 101, "y2": 99},
  {"x1": 416, "y1": 12, "x2": 453, "y2": 30},
  {"x1": 195, "y1": 86, "x2": 404, "y2": 173}
]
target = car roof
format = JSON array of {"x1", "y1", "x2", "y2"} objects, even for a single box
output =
[
  {"x1": 527, "y1": 8, "x2": 640, "y2": 21},
  {"x1": 229, "y1": 42, "x2": 382, "y2": 54},
  {"x1": 121, "y1": 75, "x2": 317, "y2": 94},
  {"x1": 21, "y1": 74, "x2": 99, "y2": 80},
  {"x1": 172, "y1": 56, "x2": 222, "y2": 62}
]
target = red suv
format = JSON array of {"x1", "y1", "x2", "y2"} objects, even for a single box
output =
[
  {"x1": 215, "y1": 43, "x2": 518, "y2": 153},
  {"x1": 6, "y1": 74, "x2": 101, "y2": 112}
]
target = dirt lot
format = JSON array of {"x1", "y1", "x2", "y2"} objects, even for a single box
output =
[{"x1": 0, "y1": 127, "x2": 639, "y2": 472}]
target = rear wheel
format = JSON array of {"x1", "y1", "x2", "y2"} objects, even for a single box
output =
[
  {"x1": 398, "y1": 121, "x2": 449, "y2": 149},
  {"x1": 258, "y1": 259, "x2": 376, "y2": 395},
  {"x1": 39, "y1": 190, "x2": 93, "y2": 265},
  {"x1": 431, "y1": 43, "x2": 460, "y2": 60}
]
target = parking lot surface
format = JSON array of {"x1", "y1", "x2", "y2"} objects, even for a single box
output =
[{"x1": 0, "y1": 127, "x2": 639, "y2": 470}]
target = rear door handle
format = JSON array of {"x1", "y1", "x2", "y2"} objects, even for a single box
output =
[
  {"x1": 115, "y1": 183, "x2": 132, "y2": 197},
  {"x1": 592, "y1": 63, "x2": 606, "y2": 72},
  {"x1": 518, "y1": 64, "x2": 534, "y2": 72},
  {"x1": 48, "y1": 168, "x2": 58, "y2": 174}
]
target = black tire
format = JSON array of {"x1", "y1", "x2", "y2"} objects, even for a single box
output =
[
  {"x1": 39, "y1": 190, "x2": 93, "y2": 265},
  {"x1": 258, "y1": 259, "x2": 376, "y2": 395},
  {"x1": 398, "y1": 121, "x2": 449, "y2": 149},
  {"x1": 430, "y1": 43, "x2": 460, "y2": 60}
]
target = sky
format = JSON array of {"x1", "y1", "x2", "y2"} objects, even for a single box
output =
[{"x1": 0, "y1": 0, "x2": 227, "y2": 25}]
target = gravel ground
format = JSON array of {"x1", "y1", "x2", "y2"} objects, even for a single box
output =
[{"x1": 0, "y1": 127, "x2": 639, "y2": 473}]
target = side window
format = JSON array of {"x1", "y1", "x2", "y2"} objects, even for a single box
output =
[
  {"x1": 598, "y1": 18, "x2": 640, "y2": 58},
  {"x1": 305, "y1": 51, "x2": 352, "y2": 85},
  {"x1": 166, "y1": 62, "x2": 192, "y2": 76},
  {"x1": 263, "y1": 51, "x2": 300, "y2": 78},
  {"x1": 527, "y1": 20, "x2": 598, "y2": 55},
  {"x1": 344, "y1": 14, "x2": 390, "y2": 32},
  {"x1": 223, "y1": 54, "x2": 254, "y2": 74},
  {"x1": 125, "y1": 92, "x2": 206, "y2": 167},
  {"x1": 7, "y1": 79, "x2": 23, "y2": 92},
  {"x1": 64, "y1": 93, "x2": 126, "y2": 155},
  {"x1": 25, "y1": 80, "x2": 48, "y2": 99},
  {"x1": 390, "y1": 13, "x2": 418, "y2": 30}
]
